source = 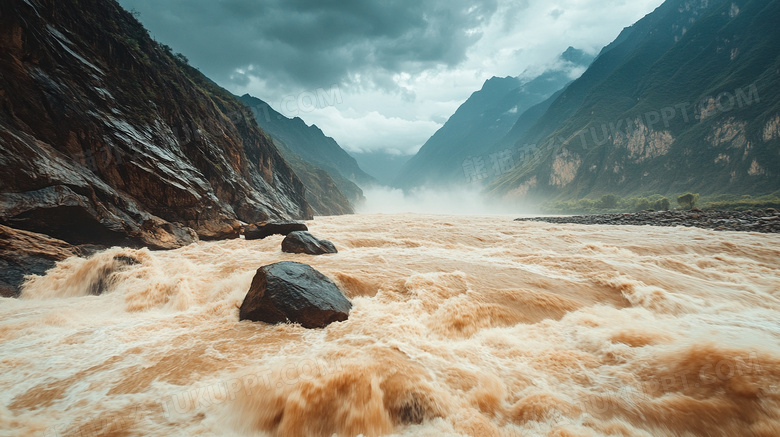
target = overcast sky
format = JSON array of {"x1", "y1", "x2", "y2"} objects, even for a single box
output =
[{"x1": 117, "y1": 0, "x2": 662, "y2": 155}]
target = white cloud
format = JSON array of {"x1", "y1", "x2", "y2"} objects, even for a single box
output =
[
  {"x1": 121, "y1": 0, "x2": 663, "y2": 155},
  {"x1": 299, "y1": 107, "x2": 443, "y2": 155}
]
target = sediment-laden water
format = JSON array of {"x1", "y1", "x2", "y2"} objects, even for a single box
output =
[{"x1": 2, "y1": 214, "x2": 779, "y2": 436}]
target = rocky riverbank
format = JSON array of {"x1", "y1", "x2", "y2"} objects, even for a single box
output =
[{"x1": 516, "y1": 209, "x2": 780, "y2": 233}]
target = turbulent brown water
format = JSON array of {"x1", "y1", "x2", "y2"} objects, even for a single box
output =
[{"x1": 2, "y1": 214, "x2": 780, "y2": 437}]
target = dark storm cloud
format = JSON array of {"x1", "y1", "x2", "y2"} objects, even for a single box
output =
[{"x1": 117, "y1": 0, "x2": 499, "y2": 90}]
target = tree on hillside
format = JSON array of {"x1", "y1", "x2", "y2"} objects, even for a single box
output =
[
  {"x1": 655, "y1": 197, "x2": 671, "y2": 211},
  {"x1": 677, "y1": 193, "x2": 699, "y2": 209},
  {"x1": 598, "y1": 194, "x2": 619, "y2": 210},
  {"x1": 634, "y1": 198, "x2": 652, "y2": 212}
]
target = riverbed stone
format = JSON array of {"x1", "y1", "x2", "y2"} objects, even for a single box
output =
[
  {"x1": 282, "y1": 231, "x2": 337, "y2": 255},
  {"x1": 515, "y1": 210, "x2": 780, "y2": 233},
  {"x1": 244, "y1": 221, "x2": 308, "y2": 240}
]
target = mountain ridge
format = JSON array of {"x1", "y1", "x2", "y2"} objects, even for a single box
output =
[
  {"x1": 240, "y1": 94, "x2": 374, "y2": 185},
  {"x1": 489, "y1": 0, "x2": 780, "y2": 202},
  {"x1": 395, "y1": 47, "x2": 594, "y2": 189},
  {"x1": 239, "y1": 94, "x2": 373, "y2": 215}
]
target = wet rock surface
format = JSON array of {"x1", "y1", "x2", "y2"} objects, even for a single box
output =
[
  {"x1": 516, "y1": 209, "x2": 780, "y2": 233},
  {"x1": 244, "y1": 221, "x2": 308, "y2": 240},
  {"x1": 239, "y1": 261, "x2": 351, "y2": 329},
  {"x1": 87, "y1": 255, "x2": 142, "y2": 296},
  {"x1": 282, "y1": 231, "x2": 338, "y2": 255},
  {"x1": 0, "y1": 225, "x2": 82, "y2": 298}
]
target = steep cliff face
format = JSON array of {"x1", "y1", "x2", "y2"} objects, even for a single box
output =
[
  {"x1": 271, "y1": 137, "x2": 355, "y2": 216},
  {"x1": 0, "y1": 0, "x2": 312, "y2": 250},
  {"x1": 490, "y1": 0, "x2": 780, "y2": 201}
]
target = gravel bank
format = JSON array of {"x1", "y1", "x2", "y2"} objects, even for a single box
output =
[{"x1": 516, "y1": 209, "x2": 780, "y2": 233}]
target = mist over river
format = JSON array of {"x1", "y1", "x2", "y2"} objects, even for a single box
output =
[{"x1": 2, "y1": 214, "x2": 779, "y2": 437}]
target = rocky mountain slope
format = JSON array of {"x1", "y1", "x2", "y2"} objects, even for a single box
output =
[
  {"x1": 489, "y1": 0, "x2": 780, "y2": 201},
  {"x1": 271, "y1": 138, "x2": 355, "y2": 216},
  {"x1": 0, "y1": 0, "x2": 312, "y2": 252},
  {"x1": 239, "y1": 94, "x2": 370, "y2": 215},
  {"x1": 395, "y1": 47, "x2": 593, "y2": 189}
]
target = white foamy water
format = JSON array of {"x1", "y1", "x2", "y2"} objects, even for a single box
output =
[{"x1": 1, "y1": 214, "x2": 779, "y2": 437}]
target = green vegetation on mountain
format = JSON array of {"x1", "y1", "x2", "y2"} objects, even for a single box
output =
[
  {"x1": 677, "y1": 193, "x2": 699, "y2": 210},
  {"x1": 543, "y1": 191, "x2": 780, "y2": 214},
  {"x1": 543, "y1": 194, "x2": 671, "y2": 214}
]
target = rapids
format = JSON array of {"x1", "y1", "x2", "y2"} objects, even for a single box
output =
[{"x1": 1, "y1": 214, "x2": 779, "y2": 436}]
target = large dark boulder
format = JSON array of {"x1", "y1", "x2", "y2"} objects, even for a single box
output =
[
  {"x1": 239, "y1": 262, "x2": 351, "y2": 329},
  {"x1": 282, "y1": 231, "x2": 338, "y2": 255},
  {"x1": 244, "y1": 221, "x2": 308, "y2": 240}
]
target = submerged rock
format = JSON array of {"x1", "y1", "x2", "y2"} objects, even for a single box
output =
[
  {"x1": 244, "y1": 221, "x2": 308, "y2": 240},
  {"x1": 239, "y1": 261, "x2": 351, "y2": 329},
  {"x1": 282, "y1": 231, "x2": 338, "y2": 255},
  {"x1": 88, "y1": 255, "x2": 142, "y2": 296},
  {"x1": 394, "y1": 393, "x2": 428, "y2": 425}
]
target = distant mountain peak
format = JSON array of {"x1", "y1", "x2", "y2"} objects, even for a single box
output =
[
  {"x1": 480, "y1": 76, "x2": 522, "y2": 91},
  {"x1": 560, "y1": 46, "x2": 589, "y2": 64},
  {"x1": 487, "y1": 75, "x2": 515, "y2": 82}
]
